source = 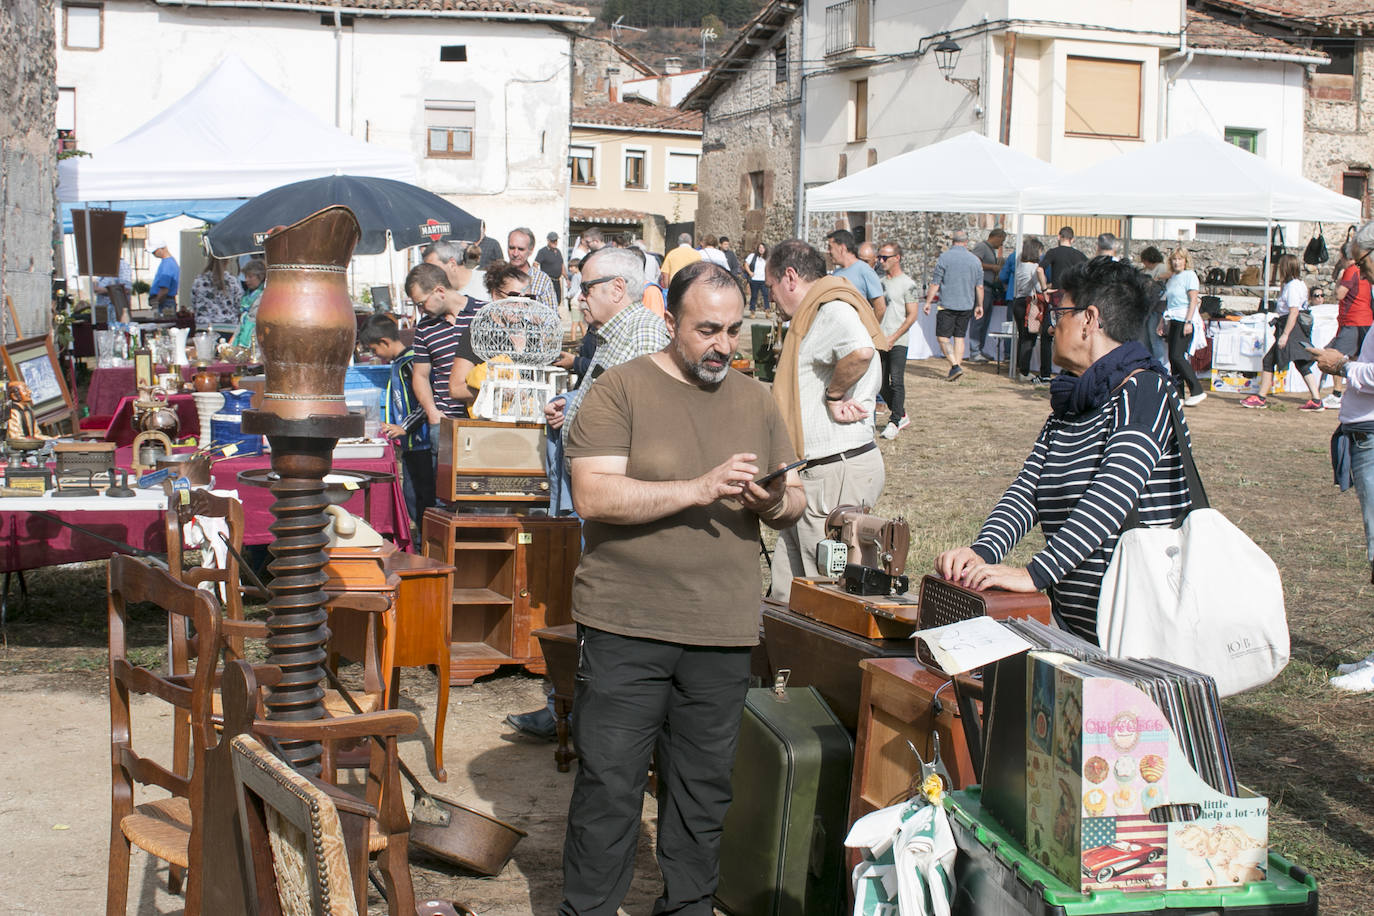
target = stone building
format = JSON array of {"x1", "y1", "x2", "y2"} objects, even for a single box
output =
[
  {"x1": 1, "y1": 0, "x2": 56, "y2": 340},
  {"x1": 1195, "y1": 1, "x2": 1374, "y2": 227},
  {"x1": 680, "y1": 0, "x2": 802, "y2": 252}
]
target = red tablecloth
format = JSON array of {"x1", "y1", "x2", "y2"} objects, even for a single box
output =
[
  {"x1": 84, "y1": 394, "x2": 199, "y2": 447},
  {"x1": 0, "y1": 501, "x2": 168, "y2": 574},
  {"x1": 0, "y1": 447, "x2": 411, "y2": 574},
  {"x1": 113, "y1": 446, "x2": 413, "y2": 550},
  {"x1": 86, "y1": 363, "x2": 240, "y2": 417}
]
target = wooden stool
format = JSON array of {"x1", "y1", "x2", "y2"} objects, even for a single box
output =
[{"x1": 532, "y1": 624, "x2": 578, "y2": 772}]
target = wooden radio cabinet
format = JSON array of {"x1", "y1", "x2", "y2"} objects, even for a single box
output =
[{"x1": 421, "y1": 508, "x2": 580, "y2": 686}]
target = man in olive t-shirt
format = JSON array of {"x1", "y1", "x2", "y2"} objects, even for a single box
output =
[{"x1": 558, "y1": 260, "x2": 805, "y2": 916}]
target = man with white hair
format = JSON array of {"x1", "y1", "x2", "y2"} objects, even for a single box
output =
[
  {"x1": 659, "y1": 232, "x2": 702, "y2": 286},
  {"x1": 507, "y1": 243, "x2": 670, "y2": 741},
  {"x1": 147, "y1": 236, "x2": 180, "y2": 315},
  {"x1": 1097, "y1": 232, "x2": 1121, "y2": 260},
  {"x1": 507, "y1": 227, "x2": 559, "y2": 310},
  {"x1": 1314, "y1": 217, "x2": 1374, "y2": 691}
]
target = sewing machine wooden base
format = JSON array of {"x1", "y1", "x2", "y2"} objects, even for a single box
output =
[{"x1": 787, "y1": 577, "x2": 921, "y2": 640}]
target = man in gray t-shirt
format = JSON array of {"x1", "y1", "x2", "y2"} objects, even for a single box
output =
[
  {"x1": 967, "y1": 228, "x2": 1005, "y2": 363},
  {"x1": 923, "y1": 230, "x2": 985, "y2": 381}
]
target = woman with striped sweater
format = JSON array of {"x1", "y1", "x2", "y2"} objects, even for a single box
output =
[{"x1": 936, "y1": 257, "x2": 1194, "y2": 643}]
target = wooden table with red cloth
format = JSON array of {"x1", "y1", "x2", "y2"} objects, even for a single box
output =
[
  {"x1": 83, "y1": 362, "x2": 241, "y2": 419},
  {"x1": 0, "y1": 447, "x2": 412, "y2": 574}
]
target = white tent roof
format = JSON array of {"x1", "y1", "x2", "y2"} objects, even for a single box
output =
[
  {"x1": 805, "y1": 132, "x2": 1065, "y2": 213},
  {"x1": 1020, "y1": 132, "x2": 1361, "y2": 222},
  {"x1": 57, "y1": 56, "x2": 415, "y2": 203}
]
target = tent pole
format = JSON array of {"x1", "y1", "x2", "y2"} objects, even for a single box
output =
[
  {"x1": 1010, "y1": 211, "x2": 1024, "y2": 379},
  {"x1": 1263, "y1": 217, "x2": 1273, "y2": 312}
]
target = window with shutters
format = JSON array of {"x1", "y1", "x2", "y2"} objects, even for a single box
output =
[
  {"x1": 425, "y1": 100, "x2": 475, "y2": 159},
  {"x1": 667, "y1": 151, "x2": 699, "y2": 192},
  {"x1": 64, "y1": 2, "x2": 103, "y2": 50},
  {"x1": 1064, "y1": 57, "x2": 1141, "y2": 140},
  {"x1": 624, "y1": 148, "x2": 647, "y2": 190},
  {"x1": 569, "y1": 146, "x2": 596, "y2": 186}
]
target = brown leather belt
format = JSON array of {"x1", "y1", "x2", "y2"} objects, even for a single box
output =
[{"x1": 806, "y1": 440, "x2": 877, "y2": 469}]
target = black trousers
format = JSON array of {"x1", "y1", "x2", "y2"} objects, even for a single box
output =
[
  {"x1": 560, "y1": 626, "x2": 752, "y2": 916},
  {"x1": 1012, "y1": 297, "x2": 1052, "y2": 377},
  {"x1": 399, "y1": 447, "x2": 435, "y2": 529},
  {"x1": 879, "y1": 345, "x2": 908, "y2": 421},
  {"x1": 1166, "y1": 319, "x2": 1202, "y2": 396}
]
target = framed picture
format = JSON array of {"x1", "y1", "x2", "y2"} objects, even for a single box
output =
[{"x1": 3, "y1": 334, "x2": 75, "y2": 426}]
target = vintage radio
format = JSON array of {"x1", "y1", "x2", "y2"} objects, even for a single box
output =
[
  {"x1": 437, "y1": 417, "x2": 549, "y2": 503},
  {"x1": 915, "y1": 574, "x2": 1052, "y2": 671}
]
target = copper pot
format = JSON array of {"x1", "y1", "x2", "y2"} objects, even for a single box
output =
[
  {"x1": 257, "y1": 206, "x2": 361, "y2": 420},
  {"x1": 156, "y1": 453, "x2": 212, "y2": 486},
  {"x1": 192, "y1": 364, "x2": 219, "y2": 392}
]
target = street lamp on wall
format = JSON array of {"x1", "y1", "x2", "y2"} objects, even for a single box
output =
[{"x1": 933, "y1": 35, "x2": 980, "y2": 97}]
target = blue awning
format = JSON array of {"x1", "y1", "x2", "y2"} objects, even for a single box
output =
[{"x1": 60, "y1": 199, "x2": 247, "y2": 233}]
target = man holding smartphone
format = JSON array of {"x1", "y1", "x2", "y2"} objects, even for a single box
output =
[{"x1": 559, "y1": 260, "x2": 804, "y2": 915}]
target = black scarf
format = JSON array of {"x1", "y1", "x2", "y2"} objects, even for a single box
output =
[{"x1": 1049, "y1": 341, "x2": 1163, "y2": 419}]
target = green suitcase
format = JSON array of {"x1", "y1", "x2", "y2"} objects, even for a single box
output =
[{"x1": 715, "y1": 680, "x2": 854, "y2": 916}]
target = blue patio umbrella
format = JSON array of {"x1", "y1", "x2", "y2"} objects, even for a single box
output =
[{"x1": 205, "y1": 174, "x2": 481, "y2": 257}]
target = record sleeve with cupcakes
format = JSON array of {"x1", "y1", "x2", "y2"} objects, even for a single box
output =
[{"x1": 1022, "y1": 650, "x2": 1269, "y2": 894}]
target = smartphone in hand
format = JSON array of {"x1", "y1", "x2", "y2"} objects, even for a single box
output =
[{"x1": 753, "y1": 458, "x2": 807, "y2": 488}]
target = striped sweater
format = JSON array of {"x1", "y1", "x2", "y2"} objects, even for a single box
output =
[{"x1": 971, "y1": 371, "x2": 1193, "y2": 642}]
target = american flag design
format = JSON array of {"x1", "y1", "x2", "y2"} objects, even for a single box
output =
[{"x1": 1080, "y1": 815, "x2": 1169, "y2": 890}]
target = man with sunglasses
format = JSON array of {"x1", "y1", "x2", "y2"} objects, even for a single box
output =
[
  {"x1": 1314, "y1": 221, "x2": 1374, "y2": 690},
  {"x1": 877, "y1": 242, "x2": 921, "y2": 439},
  {"x1": 405, "y1": 262, "x2": 484, "y2": 482}
]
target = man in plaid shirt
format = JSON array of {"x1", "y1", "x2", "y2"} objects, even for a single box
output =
[{"x1": 506, "y1": 244, "x2": 668, "y2": 741}]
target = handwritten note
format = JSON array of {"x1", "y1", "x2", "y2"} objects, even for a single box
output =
[{"x1": 916, "y1": 616, "x2": 1034, "y2": 675}]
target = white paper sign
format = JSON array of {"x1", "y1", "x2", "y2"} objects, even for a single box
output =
[{"x1": 915, "y1": 616, "x2": 1034, "y2": 675}]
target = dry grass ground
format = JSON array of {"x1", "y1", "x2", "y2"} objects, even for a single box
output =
[{"x1": 1, "y1": 356, "x2": 1371, "y2": 913}]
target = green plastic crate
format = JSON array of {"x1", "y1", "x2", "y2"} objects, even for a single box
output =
[{"x1": 945, "y1": 788, "x2": 1317, "y2": 916}]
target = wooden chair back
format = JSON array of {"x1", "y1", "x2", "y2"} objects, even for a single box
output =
[
  {"x1": 107, "y1": 553, "x2": 224, "y2": 916},
  {"x1": 231, "y1": 731, "x2": 362, "y2": 916}
]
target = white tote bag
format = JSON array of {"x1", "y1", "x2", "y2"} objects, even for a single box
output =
[{"x1": 1097, "y1": 397, "x2": 1289, "y2": 697}]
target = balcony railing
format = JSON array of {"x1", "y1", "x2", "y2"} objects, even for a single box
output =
[{"x1": 825, "y1": 0, "x2": 875, "y2": 57}]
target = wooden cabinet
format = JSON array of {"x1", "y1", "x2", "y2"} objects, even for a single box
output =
[
  {"x1": 421, "y1": 508, "x2": 580, "y2": 686},
  {"x1": 849, "y1": 658, "x2": 979, "y2": 825}
]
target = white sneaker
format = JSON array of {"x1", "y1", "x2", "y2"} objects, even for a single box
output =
[
  {"x1": 1330, "y1": 665, "x2": 1374, "y2": 692},
  {"x1": 1336, "y1": 652, "x2": 1374, "y2": 675},
  {"x1": 880, "y1": 423, "x2": 899, "y2": 440},
  {"x1": 1323, "y1": 393, "x2": 1343, "y2": 410},
  {"x1": 1183, "y1": 392, "x2": 1208, "y2": 407}
]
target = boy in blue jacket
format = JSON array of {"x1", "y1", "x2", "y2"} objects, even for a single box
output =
[{"x1": 360, "y1": 313, "x2": 433, "y2": 531}]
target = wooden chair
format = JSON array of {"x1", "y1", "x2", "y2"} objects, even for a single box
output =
[
  {"x1": 107, "y1": 553, "x2": 238, "y2": 916},
  {"x1": 222, "y1": 659, "x2": 423, "y2": 916},
  {"x1": 230, "y1": 731, "x2": 364, "y2": 915}
]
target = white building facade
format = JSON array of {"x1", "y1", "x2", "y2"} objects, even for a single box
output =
[{"x1": 54, "y1": 0, "x2": 590, "y2": 263}]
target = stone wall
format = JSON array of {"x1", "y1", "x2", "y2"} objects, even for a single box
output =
[
  {"x1": 1, "y1": 0, "x2": 55, "y2": 340},
  {"x1": 805, "y1": 210, "x2": 1341, "y2": 299},
  {"x1": 694, "y1": 15, "x2": 801, "y2": 251}
]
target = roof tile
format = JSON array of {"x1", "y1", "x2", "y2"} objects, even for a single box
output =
[{"x1": 572, "y1": 101, "x2": 703, "y2": 132}]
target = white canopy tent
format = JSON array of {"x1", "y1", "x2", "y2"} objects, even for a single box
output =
[
  {"x1": 805, "y1": 132, "x2": 1065, "y2": 359},
  {"x1": 1020, "y1": 131, "x2": 1361, "y2": 223},
  {"x1": 57, "y1": 55, "x2": 415, "y2": 203},
  {"x1": 805, "y1": 131, "x2": 1064, "y2": 214}
]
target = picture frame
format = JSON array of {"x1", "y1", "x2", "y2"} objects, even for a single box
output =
[{"x1": 3, "y1": 334, "x2": 76, "y2": 426}]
